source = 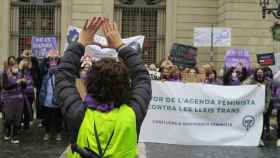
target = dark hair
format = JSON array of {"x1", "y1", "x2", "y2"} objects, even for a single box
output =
[
  {"x1": 189, "y1": 67, "x2": 199, "y2": 74},
  {"x1": 206, "y1": 69, "x2": 217, "y2": 79},
  {"x1": 254, "y1": 67, "x2": 264, "y2": 81},
  {"x1": 238, "y1": 67, "x2": 248, "y2": 82},
  {"x1": 263, "y1": 66, "x2": 273, "y2": 79},
  {"x1": 86, "y1": 58, "x2": 130, "y2": 104},
  {"x1": 7, "y1": 56, "x2": 16, "y2": 66},
  {"x1": 223, "y1": 67, "x2": 235, "y2": 85}
]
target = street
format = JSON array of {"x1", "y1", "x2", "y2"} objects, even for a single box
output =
[{"x1": 1, "y1": 119, "x2": 280, "y2": 158}]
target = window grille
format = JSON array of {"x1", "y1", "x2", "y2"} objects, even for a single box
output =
[
  {"x1": 114, "y1": 0, "x2": 166, "y2": 64},
  {"x1": 10, "y1": 0, "x2": 61, "y2": 57}
]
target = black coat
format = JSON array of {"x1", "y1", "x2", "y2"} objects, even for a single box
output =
[{"x1": 54, "y1": 43, "x2": 152, "y2": 141}]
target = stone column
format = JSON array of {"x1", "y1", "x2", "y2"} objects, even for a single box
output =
[{"x1": 0, "y1": 0, "x2": 10, "y2": 69}]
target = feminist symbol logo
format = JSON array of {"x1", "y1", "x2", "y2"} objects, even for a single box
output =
[{"x1": 242, "y1": 115, "x2": 255, "y2": 131}]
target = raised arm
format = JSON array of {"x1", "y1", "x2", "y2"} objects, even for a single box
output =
[
  {"x1": 54, "y1": 42, "x2": 86, "y2": 135},
  {"x1": 119, "y1": 46, "x2": 152, "y2": 134},
  {"x1": 55, "y1": 17, "x2": 104, "y2": 138},
  {"x1": 102, "y1": 22, "x2": 152, "y2": 135}
]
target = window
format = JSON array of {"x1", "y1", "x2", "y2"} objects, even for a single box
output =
[
  {"x1": 10, "y1": 0, "x2": 61, "y2": 56},
  {"x1": 114, "y1": 0, "x2": 166, "y2": 64}
]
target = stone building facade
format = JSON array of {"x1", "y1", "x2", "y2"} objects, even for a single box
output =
[{"x1": 0, "y1": 0, "x2": 275, "y2": 69}]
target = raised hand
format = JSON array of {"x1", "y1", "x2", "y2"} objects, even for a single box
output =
[
  {"x1": 102, "y1": 21, "x2": 124, "y2": 49},
  {"x1": 78, "y1": 17, "x2": 105, "y2": 46}
]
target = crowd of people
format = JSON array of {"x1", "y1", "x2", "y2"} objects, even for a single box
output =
[
  {"x1": 1, "y1": 50, "x2": 280, "y2": 147},
  {"x1": 0, "y1": 49, "x2": 62, "y2": 144},
  {"x1": 0, "y1": 18, "x2": 280, "y2": 153},
  {"x1": 146, "y1": 57, "x2": 280, "y2": 147}
]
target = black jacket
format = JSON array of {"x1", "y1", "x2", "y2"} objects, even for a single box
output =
[{"x1": 54, "y1": 43, "x2": 152, "y2": 141}]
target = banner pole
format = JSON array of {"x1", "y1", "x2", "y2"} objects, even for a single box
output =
[{"x1": 210, "y1": 24, "x2": 214, "y2": 64}]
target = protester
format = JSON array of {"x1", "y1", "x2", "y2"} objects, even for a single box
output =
[
  {"x1": 39, "y1": 50, "x2": 62, "y2": 141},
  {"x1": 75, "y1": 53, "x2": 93, "y2": 100},
  {"x1": 7, "y1": 56, "x2": 17, "y2": 66},
  {"x1": 263, "y1": 66, "x2": 274, "y2": 138},
  {"x1": 18, "y1": 49, "x2": 41, "y2": 127},
  {"x1": 180, "y1": 68, "x2": 189, "y2": 83},
  {"x1": 186, "y1": 67, "x2": 200, "y2": 83},
  {"x1": 198, "y1": 66, "x2": 207, "y2": 82},
  {"x1": 243, "y1": 67, "x2": 272, "y2": 146},
  {"x1": 18, "y1": 54, "x2": 34, "y2": 130},
  {"x1": 264, "y1": 66, "x2": 274, "y2": 80},
  {"x1": 205, "y1": 69, "x2": 222, "y2": 85},
  {"x1": 223, "y1": 67, "x2": 242, "y2": 86},
  {"x1": 159, "y1": 57, "x2": 173, "y2": 81},
  {"x1": 169, "y1": 65, "x2": 180, "y2": 82},
  {"x1": 0, "y1": 16, "x2": 279, "y2": 152},
  {"x1": 80, "y1": 53, "x2": 93, "y2": 80},
  {"x1": 55, "y1": 17, "x2": 151, "y2": 158},
  {"x1": 272, "y1": 71, "x2": 280, "y2": 147},
  {"x1": 235, "y1": 62, "x2": 248, "y2": 82},
  {"x1": 2, "y1": 58, "x2": 25, "y2": 144}
]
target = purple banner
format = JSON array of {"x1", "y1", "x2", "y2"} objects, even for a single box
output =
[
  {"x1": 224, "y1": 48, "x2": 252, "y2": 71},
  {"x1": 32, "y1": 36, "x2": 57, "y2": 59}
]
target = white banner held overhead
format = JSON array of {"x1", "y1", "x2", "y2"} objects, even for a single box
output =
[
  {"x1": 139, "y1": 81, "x2": 265, "y2": 146},
  {"x1": 65, "y1": 25, "x2": 145, "y2": 60}
]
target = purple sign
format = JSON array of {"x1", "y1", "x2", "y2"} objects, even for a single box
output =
[
  {"x1": 224, "y1": 48, "x2": 252, "y2": 71},
  {"x1": 32, "y1": 36, "x2": 57, "y2": 59}
]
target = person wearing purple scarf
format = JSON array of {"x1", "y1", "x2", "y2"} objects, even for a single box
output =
[
  {"x1": 55, "y1": 17, "x2": 151, "y2": 158},
  {"x1": 18, "y1": 59, "x2": 34, "y2": 130},
  {"x1": 2, "y1": 63, "x2": 25, "y2": 144},
  {"x1": 39, "y1": 50, "x2": 62, "y2": 141}
]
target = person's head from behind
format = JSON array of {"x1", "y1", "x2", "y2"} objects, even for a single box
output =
[{"x1": 86, "y1": 58, "x2": 130, "y2": 105}]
